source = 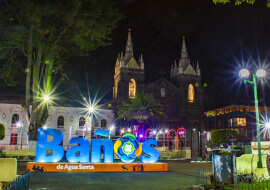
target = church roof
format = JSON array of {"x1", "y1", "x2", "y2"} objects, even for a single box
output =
[{"x1": 146, "y1": 77, "x2": 181, "y2": 93}]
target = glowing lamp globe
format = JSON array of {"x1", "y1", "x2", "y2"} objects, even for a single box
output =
[
  {"x1": 44, "y1": 95, "x2": 50, "y2": 101},
  {"x1": 265, "y1": 122, "x2": 270, "y2": 129},
  {"x1": 165, "y1": 129, "x2": 168, "y2": 133},
  {"x1": 88, "y1": 106, "x2": 94, "y2": 112},
  {"x1": 127, "y1": 128, "x2": 131, "y2": 132},
  {"x1": 121, "y1": 129, "x2": 125, "y2": 133},
  {"x1": 239, "y1": 69, "x2": 250, "y2": 79},
  {"x1": 256, "y1": 69, "x2": 266, "y2": 78}
]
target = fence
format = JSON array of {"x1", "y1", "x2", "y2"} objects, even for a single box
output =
[
  {"x1": 237, "y1": 174, "x2": 270, "y2": 190},
  {"x1": 195, "y1": 169, "x2": 270, "y2": 190},
  {"x1": 3, "y1": 171, "x2": 30, "y2": 190},
  {"x1": 195, "y1": 169, "x2": 210, "y2": 186}
]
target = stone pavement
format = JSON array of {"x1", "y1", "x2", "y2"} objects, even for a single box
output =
[{"x1": 19, "y1": 160, "x2": 212, "y2": 190}]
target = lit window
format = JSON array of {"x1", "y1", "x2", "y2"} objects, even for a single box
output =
[
  {"x1": 228, "y1": 118, "x2": 246, "y2": 127},
  {"x1": 237, "y1": 118, "x2": 246, "y2": 126},
  {"x1": 57, "y1": 116, "x2": 64, "y2": 128},
  {"x1": 161, "y1": 88, "x2": 165, "y2": 97},
  {"x1": 101, "y1": 119, "x2": 107, "y2": 128},
  {"x1": 114, "y1": 81, "x2": 118, "y2": 99},
  {"x1": 129, "y1": 79, "x2": 136, "y2": 99},
  {"x1": 188, "y1": 84, "x2": 194, "y2": 103},
  {"x1": 79, "y1": 117, "x2": 86, "y2": 127}
]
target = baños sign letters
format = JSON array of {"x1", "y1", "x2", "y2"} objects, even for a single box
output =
[{"x1": 35, "y1": 128, "x2": 159, "y2": 164}]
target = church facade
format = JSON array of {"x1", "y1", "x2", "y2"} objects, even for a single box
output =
[{"x1": 113, "y1": 30, "x2": 204, "y2": 157}]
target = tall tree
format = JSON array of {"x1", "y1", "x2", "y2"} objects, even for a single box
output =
[
  {"x1": 213, "y1": 0, "x2": 270, "y2": 7},
  {"x1": 0, "y1": 123, "x2": 5, "y2": 141},
  {"x1": 0, "y1": 0, "x2": 123, "y2": 140},
  {"x1": 117, "y1": 91, "x2": 166, "y2": 126}
]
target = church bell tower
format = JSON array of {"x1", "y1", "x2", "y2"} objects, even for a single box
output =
[{"x1": 113, "y1": 29, "x2": 145, "y2": 101}]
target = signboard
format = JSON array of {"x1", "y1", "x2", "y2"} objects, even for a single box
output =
[
  {"x1": 178, "y1": 127, "x2": 186, "y2": 138},
  {"x1": 35, "y1": 128, "x2": 159, "y2": 164},
  {"x1": 26, "y1": 162, "x2": 167, "y2": 172}
]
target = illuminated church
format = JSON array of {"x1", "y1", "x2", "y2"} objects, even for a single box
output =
[{"x1": 113, "y1": 29, "x2": 204, "y2": 157}]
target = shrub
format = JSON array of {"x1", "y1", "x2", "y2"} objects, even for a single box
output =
[
  {"x1": 211, "y1": 129, "x2": 239, "y2": 146},
  {"x1": 0, "y1": 123, "x2": 5, "y2": 140}
]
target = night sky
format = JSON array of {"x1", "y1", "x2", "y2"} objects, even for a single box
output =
[{"x1": 3, "y1": 0, "x2": 270, "y2": 110}]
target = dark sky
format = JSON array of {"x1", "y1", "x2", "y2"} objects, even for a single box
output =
[
  {"x1": 3, "y1": 0, "x2": 270, "y2": 110},
  {"x1": 66, "y1": 0, "x2": 270, "y2": 110}
]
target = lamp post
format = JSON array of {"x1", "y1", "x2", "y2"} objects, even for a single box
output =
[
  {"x1": 165, "y1": 129, "x2": 168, "y2": 147},
  {"x1": 88, "y1": 106, "x2": 94, "y2": 140},
  {"x1": 17, "y1": 122, "x2": 24, "y2": 150},
  {"x1": 239, "y1": 68, "x2": 266, "y2": 168},
  {"x1": 109, "y1": 125, "x2": 115, "y2": 139}
]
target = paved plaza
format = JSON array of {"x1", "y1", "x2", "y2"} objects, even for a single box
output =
[{"x1": 18, "y1": 160, "x2": 212, "y2": 190}]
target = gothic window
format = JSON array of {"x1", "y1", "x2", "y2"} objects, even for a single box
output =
[
  {"x1": 161, "y1": 88, "x2": 165, "y2": 97},
  {"x1": 79, "y1": 117, "x2": 86, "y2": 127},
  {"x1": 129, "y1": 79, "x2": 136, "y2": 99},
  {"x1": 101, "y1": 119, "x2": 107, "y2": 128},
  {"x1": 188, "y1": 84, "x2": 194, "y2": 103},
  {"x1": 114, "y1": 80, "x2": 118, "y2": 99},
  {"x1": 11, "y1": 114, "x2": 19, "y2": 126},
  {"x1": 57, "y1": 116, "x2": 64, "y2": 128}
]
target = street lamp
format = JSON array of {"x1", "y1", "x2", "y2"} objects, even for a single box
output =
[
  {"x1": 17, "y1": 122, "x2": 24, "y2": 150},
  {"x1": 44, "y1": 95, "x2": 50, "y2": 102},
  {"x1": 265, "y1": 121, "x2": 270, "y2": 129},
  {"x1": 88, "y1": 106, "x2": 95, "y2": 140},
  {"x1": 239, "y1": 68, "x2": 267, "y2": 168}
]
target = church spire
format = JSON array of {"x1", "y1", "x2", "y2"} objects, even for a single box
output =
[
  {"x1": 126, "y1": 29, "x2": 133, "y2": 55},
  {"x1": 140, "y1": 54, "x2": 144, "y2": 70},
  {"x1": 181, "y1": 36, "x2": 188, "y2": 59},
  {"x1": 196, "y1": 60, "x2": 201, "y2": 76}
]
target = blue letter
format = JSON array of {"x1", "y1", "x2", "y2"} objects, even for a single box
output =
[
  {"x1": 140, "y1": 139, "x2": 159, "y2": 163},
  {"x1": 35, "y1": 128, "x2": 64, "y2": 163},
  {"x1": 66, "y1": 137, "x2": 90, "y2": 163},
  {"x1": 91, "y1": 138, "x2": 113, "y2": 163},
  {"x1": 94, "y1": 129, "x2": 110, "y2": 137}
]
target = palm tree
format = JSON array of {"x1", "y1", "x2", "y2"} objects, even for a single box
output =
[{"x1": 116, "y1": 91, "x2": 166, "y2": 125}]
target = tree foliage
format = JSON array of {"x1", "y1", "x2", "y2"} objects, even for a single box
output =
[
  {"x1": 213, "y1": 0, "x2": 270, "y2": 8},
  {"x1": 117, "y1": 91, "x2": 166, "y2": 124},
  {"x1": 0, "y1": 0, "x2": 123, "y2": 140},
  {"x1": 0, "y1": 123, "x2": 5, "y2": 140},
  {"x1": 211, "y1": 129, "x2": 239, "y2": 146}
]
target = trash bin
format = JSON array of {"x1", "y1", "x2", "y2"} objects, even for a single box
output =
[
  {"x1": 211, "y1": 148, "x2": 240, "y2": 184},
  {"x1": 0, "y1": 148, "x2": 2, "y2": 157}
]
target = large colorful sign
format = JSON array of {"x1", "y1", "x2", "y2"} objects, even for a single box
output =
[{"x1": 35, "y1": 128, "x2": 159, "y2": 164}]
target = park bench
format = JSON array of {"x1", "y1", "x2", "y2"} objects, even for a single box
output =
[
  {"x1": 3, "y1": 150, "x2": 36, "y2": 160},
  {"x1": 0, "y1": 158, "x2": 18, "y2": 190}
]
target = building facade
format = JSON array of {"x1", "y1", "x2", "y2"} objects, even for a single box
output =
[
  {"x1": 113, "y1": 30, "x2": 204, "y2": 157},
  {"x1": 0, "y1": 103, "x2": 114, "y2": 148},
  {"x1": 205, "y1": 105, "x2": 270, "y2": 141}
]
